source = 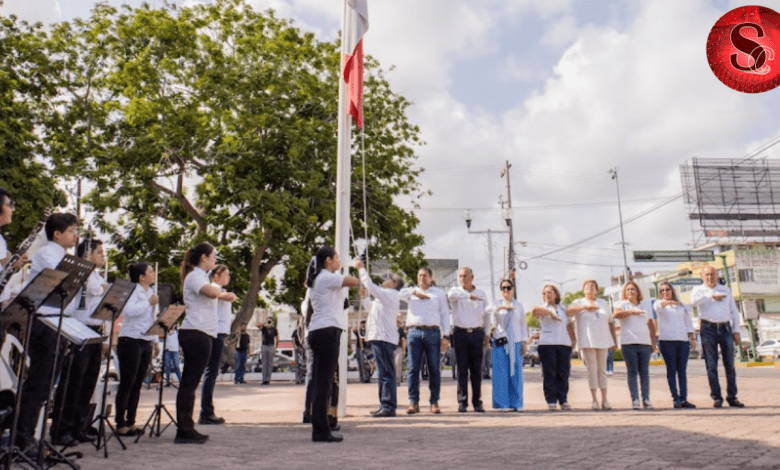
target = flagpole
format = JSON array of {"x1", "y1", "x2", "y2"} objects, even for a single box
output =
[{"x1": 335, "y1": 0, "x2": 352, "y2": 418}]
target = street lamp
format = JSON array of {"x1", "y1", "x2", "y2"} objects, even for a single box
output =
[{"x1": 609, "y1": 167, "x2": 631, "y2": 283}]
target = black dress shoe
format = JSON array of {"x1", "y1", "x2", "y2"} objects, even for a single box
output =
[
  {"x1": 727, "y1": 399, "x2": 745, "y2": 407},
  {"x1": 369, "y1": 408, "x2": 383, "y2": 416},
  {"x1": 199, "y1": 414, "x2": 226, "y2": 425},
  {"x1": 330, "y1": 423, "x2": 341, "y2": 431},
  {"x1": 458, "y1": 404, "x2": 467, "y2": 413},
  {"x1": 681, "y1": 401, "x2": 696, "y2": 409},
  {"x1": 474, "y1": 405, "x2": 485, "y2": 413},
  {"x1": 713, "y1": 399, "x2": 723, "y2": 408},
  {"x1": 372, "y1": 409, "x2": 396, "y2": 417},
  {"x1": 312, "y1": 432, "x2": 343, "y2": 443},
  {"x1": 302, "y1": 413, "x2": 311, "y2": 424},
  {"x1": 52, "y1": 434, "x2": 77, "y2": 447},
  {"x1": 174, "y1": 429, "x2": 209, "y2": 444},
  {"x1": 673, "y1": 401, "x2": 683, "y2": 409}
]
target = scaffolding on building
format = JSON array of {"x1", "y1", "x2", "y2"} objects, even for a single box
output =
[{"x1": 681, "y1": 157, "x2": 780, "y2": 247}]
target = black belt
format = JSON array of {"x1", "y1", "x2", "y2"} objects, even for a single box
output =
[
  {"x1": 701, "y1": 319, "x2": 730, "y2": 327},
  {"x1": 411, "y1": 325, "x2": 439, "y2": 330},
  {"x1": 454, "y1": 326, "x2": 484, "y2": 334}
]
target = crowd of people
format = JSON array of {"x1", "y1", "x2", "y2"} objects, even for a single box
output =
[{"x1": 0, "y1": 186, "x2": 748, "y2": 451}]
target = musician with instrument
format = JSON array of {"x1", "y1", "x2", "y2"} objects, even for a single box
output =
[
  {"x1": 0, "y1": 187, "x2": 30, "y2": 303},
  {"x1": 15, "y1": 212, "x2": 80, "y2": 452},
  {"x1": 50, "y1": 238, "x2": 108, "y2": 444}
]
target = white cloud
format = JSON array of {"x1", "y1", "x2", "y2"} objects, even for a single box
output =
[
  {"x1": 0, "y1": 0, "x2": 60, "y2": 23},
  {"x1": 539, "y1": 14, "x2": 579, "y2": 49}
]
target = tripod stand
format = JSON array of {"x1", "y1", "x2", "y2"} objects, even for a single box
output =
[
  {"x1": 89, "y1": 278, "x2": 134, "y2": 458},
  {"x1": 136, "y1": 305, "x2": 185, "y2": 441},
  {"x1": 0, "y1": 268, "x2": 68, "y2": 470}
]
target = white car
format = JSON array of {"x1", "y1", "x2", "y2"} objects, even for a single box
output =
[{"x1": 756, "y1": 340, "x2": 780, "y2": 358}]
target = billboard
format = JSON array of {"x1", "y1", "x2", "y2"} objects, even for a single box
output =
[{"x1": 734, "y1": 249, "x2": 780, "y2": 295}]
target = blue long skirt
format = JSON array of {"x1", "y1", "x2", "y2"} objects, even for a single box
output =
[{"x1": 492, "y1": 341, "x2": 523, "y2": 409}]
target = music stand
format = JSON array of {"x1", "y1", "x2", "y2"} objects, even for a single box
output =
[
  {"x1": 36, "y1": 255, "x2": 94, "y2": 469},
  {"x1": 0, "y1": 268, "x2": 68, "y2": 470},
  {"x1": 135, "y1": 305, "x2": 185, "y2": 441},
  {"x1": 89, "y1": 278, "x2": 134, "y2": 458}
]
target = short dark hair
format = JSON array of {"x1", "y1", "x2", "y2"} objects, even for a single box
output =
[
  {"x1": 418, "y1": 267, "x2": 433, "y2": 277},
  {"x1": 45, "y1": 213, "x2": 78, "y2": 241},
  {"x1": 209, "y1": 264, "x2": 229, "y2": 281},
  {"x1": 128, "y1": 262, "x2": 151, "y2": 283},
  {"x1": 76, "y1": 239, "x2": 103, "y2": 259},
  {"x1": 0, "y1": 187, "x2": 11, "y2": 216}
]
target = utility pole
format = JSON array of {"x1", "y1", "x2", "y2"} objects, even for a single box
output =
[
  {"x1": 464, "y1": 211, "x2": 508, "y2": 302},
  {"x1": 609, "y1": 167, "x2": 631, "y2": 283},
  {"x1": 500, "y1": 160, "x2": 516, "y2": 298}
]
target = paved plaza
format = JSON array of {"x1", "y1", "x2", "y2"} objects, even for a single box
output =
[{"x1": 73, "y1": 361, "x2": 780, "y2": 470}]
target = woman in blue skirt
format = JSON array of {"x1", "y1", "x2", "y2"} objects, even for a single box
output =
[{"x1": 489, "y1": 279, "x2": 528, "y2": 410}]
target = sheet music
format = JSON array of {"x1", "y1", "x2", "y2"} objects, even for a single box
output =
[{"x1": 39, "y1": 315, "x2": 106, "y2": 345}]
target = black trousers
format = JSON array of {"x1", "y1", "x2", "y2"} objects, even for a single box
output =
[
  {"x1": 115, "y1": 337, "x2": 152, "y2": 428},
  {"x1": 309, "y1": 327, "x2": 341, "y2": 439},
  {"x1": 538, "y1": 344, "x2": 572, "y2": 405},
  {"x1": 177, "y1": 329, "x2": 212, "y2": 432},
  {"x1": 17, "y1": 321, "x2": 62, "y2": 442},
  {"x1": 453, "y1": 327, "x2": 484, "y2": 408},
  {"x1": 51, "y1": 340, "x2": 102, "y2": 439},
  {"x1": 201, "y1": 333, "x2": 226, "y2": 417}
]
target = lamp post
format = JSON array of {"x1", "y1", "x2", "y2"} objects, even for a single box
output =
[
  {"x1": 609, "y1": 167, "x2": 631, "y2": 283},
  {"x1": 464, "y1": 210, "x2": 508, "y2": 303}
]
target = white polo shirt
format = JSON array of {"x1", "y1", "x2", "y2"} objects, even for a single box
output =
[
  {"x1": 181, "y1": 267, "x2": 218, "y2": 337},
  {"x1": 309, "y1": 270, "x2": 346, "y2": 332},
  {"x1": 570, "y1": 298, "x2": 615, "y2": 349},
  {"x1": 214, "y1": 283, "x2": 232, "y2": 335},
  {"x1": 119, "y1": 284, "x2": 158, "y2": 342},
  {"x1": 614, "y1": 300, "x2": 652, "y2": 346},
  {"x1": 537, "y1": 303, "x2": 572, "y2": 347},
  {"x1": 653, "y1": 300, "x2": 694, "y2": 342}
]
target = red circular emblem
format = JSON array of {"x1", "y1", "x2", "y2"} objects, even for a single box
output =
[{"x1": 707, "y1": 5, "x2": 780, "y2": 93}]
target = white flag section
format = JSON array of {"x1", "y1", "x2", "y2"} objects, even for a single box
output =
[{"x1": 335, "y1": 0, "x2": 368, "y2": 417}]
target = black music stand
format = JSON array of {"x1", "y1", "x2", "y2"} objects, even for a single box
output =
[
  {"x1": 0, "y1": 268, "x2": 68, "y2": 470},
  {"x1": 135, "y1": 305, "x2": 185, "y2": 441},
  {"x1": 88, "y1": 278, "x2": 134, "y2": 458},
  {"x1": 36, "y1": 255, "x2": 94, "y2": 469}
]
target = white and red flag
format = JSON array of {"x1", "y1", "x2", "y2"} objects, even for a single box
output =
[{"x1": 343, "y1": 0, "x2": 368, "y2": 128}]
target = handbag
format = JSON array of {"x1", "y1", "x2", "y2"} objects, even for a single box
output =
[{"x1": 494, "y1": 337, "x2": 508, "y2": 347}]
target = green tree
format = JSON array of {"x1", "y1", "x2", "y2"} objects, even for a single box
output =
[
  {"x1": 0, "y1": 13, "x2": 65, "y2": 246},
  {"x1": 49, "y1": 0, "x2": 427, "y2": 331},
  {"x1": 526, "y1": 311, "x2": 540, "y2": 329}
]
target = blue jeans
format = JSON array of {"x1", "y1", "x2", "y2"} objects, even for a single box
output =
[
  {"x1": 700, "y1": 321, "x2": 738, "y2": 402},
  {"x1": 606, "y1": 348, "x2": 614, "y2": 373},
  {"x1": 622, "y1": 344, "x2": 652, "y2": 401},
  {"x1": 371, "y1": 340, "x2": 397, "y2": 411},
  {"x1": 407, "y1": 327, "x2": 441, "y2": 404},
  {"x1": 658, "y1": 340, "x2": 690, "y2": 403},
  {"x1": 234, "y1": 350, "x2": 248, "y2": 383},
  {"x1": 164, "y1": 350, "x2": 182, "y2": 384}
]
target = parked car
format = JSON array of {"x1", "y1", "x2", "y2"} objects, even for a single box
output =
[
  {"x1": 524, "y1": 343, "x2": 540, "y2": 367},
  {"x1": 756, "y1": 340, "x2": 780, "y2": 358},
  {"x1": 246, "y1": 352, "x2": 296, "y2": 373}
]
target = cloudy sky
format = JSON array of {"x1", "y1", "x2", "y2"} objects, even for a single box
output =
[{"x1": 5, "y1": 0, "x2": 780, "y2": 305}]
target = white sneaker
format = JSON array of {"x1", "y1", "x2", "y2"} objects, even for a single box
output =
[
  {"x1": 632, "y1": 399, "x2": 640, "y2": 410},
  {"x1": 643, "y1": 399, "x2": 654, "y2": 409},
  {"x1": 592, "y1": 400, "x2": 600, "y2": 410},
  {"x1": 560, "y1": 403, "x2": 571, "y2": 411},
  {"x1": 548, "y1": 403, "x2": 557, "y2": 411},
  {"x1": 601, "y1": 401, "x2": 612, "y2": 410},
  {"x1": 606, "y1": 370, "x2": 614, "y2": 376}
]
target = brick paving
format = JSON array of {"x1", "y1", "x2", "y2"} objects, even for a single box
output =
[{"x1": 72, "y1": 361, "x2": 780, "y2": 470}]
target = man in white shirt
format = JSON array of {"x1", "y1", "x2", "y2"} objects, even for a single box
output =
[
  {"x1": 690, "y1": 265, "x2": 744, "y2": 408},
  {"x1": 399, "y1": 267, "x2": 450, "y2": 414},
  {"x1": 16, "y1": 212, "x2": 80, "y2": 450},
  {"x1": 447, "y1": 268, "x2": 489, "y2": 413}
]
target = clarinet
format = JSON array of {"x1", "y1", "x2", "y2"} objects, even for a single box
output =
[
  {"x1": 0, "y1": 207, "x2": 51, "y2": 294},
  {"x1": 77, "y1": 227, "x2": 93, "y2": 310}
]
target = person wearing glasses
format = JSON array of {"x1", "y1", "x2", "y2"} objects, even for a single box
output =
[
  {"x1": 567, "y1": 279, "x2": 617, "y2": 411},
  {"x1": 613, "y1": 281, "x2": 657, "y2": 410},
  {"x1": 691, "y1": 266, "x2": 744, "y2": 408},
  {"x1": 531, "y1": 284, "x2": 576, "y2": 411},
  {"x1": 488, "y1": 279, "x2": 527, "y2": 410},
  {"x1": 653, "y1": 281, "x2": 696, "y2": 409}
]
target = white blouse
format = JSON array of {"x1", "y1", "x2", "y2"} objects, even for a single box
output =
[
  {"x1": 570, "y1": 298, "x2": 615, "y2": 349},
  {"x1": 537, "y1": 303, "x2": 572, "y2": 347},
  {"x1": 614, "y1": 300, "x2": 653, "y2": 346},
  {"x1": 119, "y1": 284, "x2": 158, "y2": 342},
  {"x1": 309, "y1": 270, "x2": 346, "y2": 332},
  {"x1": 181, "y1": 267, "x2": 218, "y2": 337},
  {"x1": 215, "y1": 283, "x2": 232, "y2": 336},
  {"x1": 489, "y1": 299, "x2": 528, "y2": 344},
  {"x1": 653, "y1": 300, "x2": 694, "y2": 342}
]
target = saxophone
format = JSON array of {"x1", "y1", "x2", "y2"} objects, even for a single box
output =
[{"x1": 0, "y1": 207, "x2": 51, "y2": 295}]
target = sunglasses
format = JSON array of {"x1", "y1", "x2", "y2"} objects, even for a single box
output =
[
  {"x1": 659, "y1": 288, "x2": 672, "y2": 293},
  {"x1": 500, "y1": 286, "x2": 513, "y2": 291}
]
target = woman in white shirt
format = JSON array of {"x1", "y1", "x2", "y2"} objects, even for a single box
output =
[
  {"x1": 567, "y1": 279, "x2": 617, "y2": 410},
  {"x1": 653, "y1": 281, "x2": 697, "y2": 409},
  {"x1": 531, "y1": 284, "x2": 576, "y2": 411},
  {"x1": 115, "y1": 262, "x2": 158, "y2": 436},
  {"x1": 200, "y1": 264, "x2": 237, "y2": 425},
  {"x1": 175, "y1": 242, "x2": 236, "y2": 445},
  {"x1": 306, "y1": 246, "x2": 359, "y2": 443},
  {"x1": 613, "y1": 281, "x2": 657, "y2": 410},
  {"x1": 488, "y1": 279, "x2": 527, "y2": 411}
]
